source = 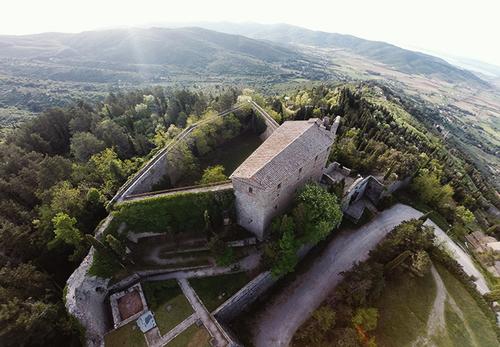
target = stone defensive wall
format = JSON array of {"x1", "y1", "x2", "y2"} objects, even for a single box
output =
[
  {"x1": 108, "y1": 105, "x2": 244, "y2": 205},
  {"x1": 109, "y1": 101, "x2": 279, "y2": 206},
  {"x1": 213, "y1": 271, "x2": 276, "y2": 323},
  {"x1": 250, "y1": 100, "x2": 279, "y2": 141}
]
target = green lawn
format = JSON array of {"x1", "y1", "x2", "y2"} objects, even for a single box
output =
[
  {"x1": 374, "y1": 269, "x2": 437, "y2": 347},
  {"x1": 189, "y1": 273, "x2": 250, "y2": 311},
  {"x1": 142, "y1": 280, "x2": 194, "y2": 335},
  {"x1": 166, "y1": 324, "x2": 211, "y2": 347},
  {"x1": 104, "y1": 321, "x2": 147, "y2": 347}
]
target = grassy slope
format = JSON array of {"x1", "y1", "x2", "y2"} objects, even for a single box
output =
[
  {"x1": 175, "y1": 130, "x2": 262, "y2": 187},
  {"x1": 374, "y1": 270, "x2": 436, "y2": 347},
  {"x1": 374, "y1": 263, "x2": 499, "y2": 347},
  {"x1": 199, "y1": 131, "x2": 263, "y2": 176},
  {"x1": 435, "y1": 264, "x2": 499, "y2": 347}
]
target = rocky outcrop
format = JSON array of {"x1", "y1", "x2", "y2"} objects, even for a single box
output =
[
  {"x1": 65, "y1": 216, "x2": 113, "y2": 347},
  {"x1": 65, "y1": 248, "x2": 110, "y2": 347}
]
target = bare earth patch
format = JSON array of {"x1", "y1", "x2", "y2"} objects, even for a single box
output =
[{"x1": 117, "y1": 290, "x2": 144, "y2": 320}]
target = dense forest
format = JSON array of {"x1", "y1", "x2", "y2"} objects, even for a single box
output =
[{"x1": 0, "y1": 86, "x2": 241, "y2": 346}]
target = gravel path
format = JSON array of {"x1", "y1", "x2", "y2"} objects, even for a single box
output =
[
  {"x1": 412, "y1": 264, "x2": 482, "y2": 347},
  {"x1": 147, "y1": 252, "x2": 261, "y2": 282},
  {"x1": 251, "y1": 203, "x2": 490, "y2": 347},
  {"x1": 178, "y1": 278, "x2": 229, "y2": 347},
  {"x1": 427, "y1": 265, "x2": 447, "y2": 336},
  {"x1": 151, "y1": 313, "x2": 198, "y2": 347},
  {"x1": 426, "y1": 220, "x2": 489, "y2": 294}
]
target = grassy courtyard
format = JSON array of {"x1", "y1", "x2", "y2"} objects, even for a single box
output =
[
  {"x1": 198, "y1": 130, "x2": 262, "y2": 176},
  {"x1": 104, "y1": 321, "x2": 147, "y2": 347},
  {"x1": 142, "y1": 280, "x2": 194, "y2": 335},
  {"x1": 174, "y1": 130, "x2": 262, "y2": 187},
  {"x1": 166, "y1": 323, "x2": 211, "y2": 347},
  {"x1": 189, "y1": 272, "x2": 250, "y2": 312}
]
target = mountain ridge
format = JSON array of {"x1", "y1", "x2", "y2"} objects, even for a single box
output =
[{"x1": 187, "y1": 22, "x2": 489, "y2": 86}]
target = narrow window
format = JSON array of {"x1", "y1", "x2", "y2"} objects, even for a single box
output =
[
  {"x1": 315, "y1": 155, "x2": 318, "y2": 161},
  {"x1": 277, "y1": 183, "x2": 281, "y2": 189},
  {"x1": 248, "y1": 187, "x2": 253, "y2": 193},
  {"x1": 274, "y1": 205, "x2": 278, "y2": 210},
  {"x1": 299, "y1": 167, "x2": 303, "y2": 173}
]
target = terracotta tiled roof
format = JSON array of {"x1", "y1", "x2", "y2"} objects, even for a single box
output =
[{"x1": 231, "y1": 119, "x2": 334, "y2": 189}]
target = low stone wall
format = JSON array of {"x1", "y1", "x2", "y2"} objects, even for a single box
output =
[
  {"x1": 385, "y1": 176, "x2": 412, "y2": 195},
  {"x1": 212, "y1": 244, "x2": 313, "y2": 324},
  {"x1": 227, "y1": 237, "x2": 257, "y2": 247},
  {"x1": 107, "y1": 265, "x2": 213, "y2": 293},
  {"x1": 110, "y1": 283, "x2": 148, "y2": 329},
  {"x1": 325, "y1": 162, "x2": 351, "y2": 177},
  {"x1": 126, "y1": 231, "x2": 164, "y2": 243}
]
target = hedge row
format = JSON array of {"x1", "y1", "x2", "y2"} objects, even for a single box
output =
[{"x1": 113, "y1": 189, "x2": 235, "y2": 234}]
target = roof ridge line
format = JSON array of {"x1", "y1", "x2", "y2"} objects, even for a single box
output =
[{"x1": 236, "y1": 121, "x2": 318, "y2": 185}]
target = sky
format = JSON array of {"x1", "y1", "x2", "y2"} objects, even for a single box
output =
[{"x1": 2, "y1": 0, "x2": 500, "y2": 66}]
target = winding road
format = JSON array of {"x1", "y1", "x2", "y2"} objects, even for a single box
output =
[{"x1": 250, "y1": 203, "x2": 489, "y2": 347}]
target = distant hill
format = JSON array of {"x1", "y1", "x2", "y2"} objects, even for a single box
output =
[
  {"x1": 0, "y1": 27, "x2": 309, "y2": 74},
  {"x1": 196, "y1": 22, "x2": 489, "y2": 86}
]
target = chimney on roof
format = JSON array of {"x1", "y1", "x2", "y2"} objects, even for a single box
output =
[{"x1": 322, "y1": 116, "x2": 331, "y2": 130}]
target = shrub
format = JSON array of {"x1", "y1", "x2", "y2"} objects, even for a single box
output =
[{"x1": 199, "y1": 165, "x2": 228, "y2": 184}]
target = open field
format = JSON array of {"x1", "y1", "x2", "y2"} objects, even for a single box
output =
[{"x1": 374, "y1": 268, "x2": 437, "y2": 346}]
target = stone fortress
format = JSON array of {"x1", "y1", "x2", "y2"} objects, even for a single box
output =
[
  {"x1": 231, "y1": 117, "x2": 340, "y2": 239},
  {"x1": 65, "y1": 100, "x2": 416, "y2": 347}
]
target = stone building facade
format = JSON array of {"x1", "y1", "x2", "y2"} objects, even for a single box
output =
[{"x1": 230, "y1": 117, "x2": 340, "y2": 239}]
